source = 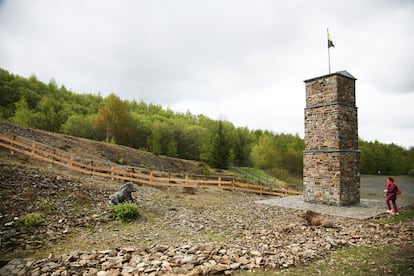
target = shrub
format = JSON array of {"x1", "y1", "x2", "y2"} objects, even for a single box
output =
[
  {"x1": 39, "y1": 198, "x2": 53, "y2": 213},
  {"x1": 111, "y1": 202, "x2": 140, "y2": 222},
  {"x1": 199, "y1": 164, "x2": 211, "y2": 175},
  {"x1": 18, "y1": 213, "x2": 44, "y2": 227}
]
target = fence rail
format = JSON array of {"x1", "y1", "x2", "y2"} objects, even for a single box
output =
[{"x1": 0, "y1": 133, "x2": 302, "y2": 197}]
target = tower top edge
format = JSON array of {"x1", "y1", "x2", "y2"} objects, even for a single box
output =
[{"x1": 304, "y1": 70, "x2": 357, "y2": 83}]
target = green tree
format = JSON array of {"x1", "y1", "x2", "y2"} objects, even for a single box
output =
[
  {"x1": 232, "y1": 127, "x2": 254, "y2": 167},
  {"x1": 176, "y1": 124, "x2": 205, "y2": 160},
  {"x1": 62, "y1": 114, "x2": 96, "y2": 139},
  {"x1": 407, "y1": 147, "x2": 414, "y2": 176},
  {"x1": 12, "y1": 97, "x2": 33, "y2": 127},
  {"x1": 161, "y1": 121, "x2": 178, "y2": 157},
  {"x1": 359, "y1": 139, "x2": 413, "y2": 175},
  {"x1": 210, "y1": 120, "x2": 231, "y2": 169},
  {"x1": 129, "y1": 113, "x2": 151, "y2": 150},
  {"x1": 149, "y1": 121, "x2": 162, "y2": 155},
  {"x1": 274, "y1": 133, "x2": 304, "y2": 176},
  {"x1": 0, "y1": 69, "x2": 19, "y2": 119},
  {"x1": 250, "y1": 133, "x2": 280, "y2": 170},
  {"x1": 372, "y1": 141, "x2": 387, "y2": 174},
  {"x1": 93, "y1": 93, "x2": 133, "y2": 145},
  {"x1": 165, "y1": 139, "x2": 178, "y2": 157},
  {"x1": 359, "y1": 140, "x2": 377, "y2": 174},
  {"x1": 281, "y1": 148, "x2": 303, "y2": 176},
  {"x1": 199, "y1": 115, "x2": 217, "y2": 163},
  {"x1": 34, "y1": 96, "x2": 69, "y2": 132}
]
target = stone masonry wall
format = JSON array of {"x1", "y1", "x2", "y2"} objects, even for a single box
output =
[
  {"x1": 305, "y1": 73, "x2": 355, "y2": 107},
  {"x1": 303, "y1": 71, "x2": 360, "y2": 206},
  {"x1": 304, "y1": 105, "x2": 358, "y2": 150},
  {"x1": 303, "y1": 151, "x2": 360, "y2": 205}
]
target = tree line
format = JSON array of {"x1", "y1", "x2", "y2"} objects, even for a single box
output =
[{"x1": 1, "y1": 68, "x2": 413, "y2": 179}]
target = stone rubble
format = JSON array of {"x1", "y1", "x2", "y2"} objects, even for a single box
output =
[
  {"x1": 1, "y1": 205, "x2": 413, "y2": 275},
  {"x1": 1, "y1": 155, "x2": 413, "y2": 275},
  {"x1": 0, "y1": 164, "x2": 112, "y2": 255}
]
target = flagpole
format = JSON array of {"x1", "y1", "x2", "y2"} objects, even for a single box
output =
[{"x1": 327, "y1": 28, "x2": 331, "y2": 74}]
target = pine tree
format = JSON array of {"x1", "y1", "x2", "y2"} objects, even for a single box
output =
[{"x1": 211, "y1": 120, "x2": 230, "y2": 169}]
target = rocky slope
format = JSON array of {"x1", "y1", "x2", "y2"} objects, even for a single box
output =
[
  {"x1": 0, "y1": 124, "x2": 413, "y2": 275},
  {"x1": 0, "y1": 122, "x2": 206, "y2": 174}
]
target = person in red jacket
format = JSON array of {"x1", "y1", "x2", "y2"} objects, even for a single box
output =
[{"x1": 384, "y1": 177, "x2": 399, "y2": 216}]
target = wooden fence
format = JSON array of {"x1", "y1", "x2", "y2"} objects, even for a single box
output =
[{"x1": 0, "y1": 133, "x2": 302, "y2": 197}]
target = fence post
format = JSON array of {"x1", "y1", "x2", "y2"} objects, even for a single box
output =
[
  {"x1": 168, "y1": 173, "x2": 171, "y2": 188},
  {"x1": 185, "y1": 174, "x2": 189, "y2": 187},
  {"x1": 130, "y1": 167, "x2": 135, "y2": 179},
  {"x1": 111, "y1": 165, "x2": 115, "y2": 180},
  {"x1": 9, "y1": 135, "x2": 16, "y2": 155},
  {"x1": 70, "y1": 155, "x2": 74, "y2": 167},
  {"x1": 52, "y1": 149, "x2": 56, "y2": 166},
  {"x1": 90, "y1": 161, "x2": 94, "y2": 176},
  {"x1": 150, "y1": 171, "x2": 154, "y2": 185},
  {"x1": 218, "y1": 176, "x2": 221, "y2": 188},
  {"x1": 31, "y1": 142, "x2": 36, "y2": 157}
]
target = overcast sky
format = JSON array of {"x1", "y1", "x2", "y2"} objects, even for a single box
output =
[{"x1": 1, "y1": 0, "x2": 413, "y2": 148}]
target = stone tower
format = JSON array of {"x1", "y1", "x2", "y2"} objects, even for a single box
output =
[{"x1": 303, "y1": 71, "x2": 360, "y2": 206}]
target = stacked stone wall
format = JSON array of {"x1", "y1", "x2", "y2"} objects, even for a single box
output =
[
  {"x1": 305, "y1": 105, "x2": 358, "y2": 150},
  {"x1": 303, "y1": 71, "x2": 360, "y2": 206},
  {"x1": 305, "y1": 74, "x2": 355, "y2": 107},
  {"x1": 303, "y1": 150, "x2": 360, "y2": 205},
  {"x1": 339, "y1": 151, "x2": 360, "y2": 205}
]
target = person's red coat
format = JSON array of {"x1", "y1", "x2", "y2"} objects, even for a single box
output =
[{"x1": 385, "y1": 182, "x2": 397, "y2": 201}]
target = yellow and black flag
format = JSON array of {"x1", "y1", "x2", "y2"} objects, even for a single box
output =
[{"x1": 328, "y1": 31, "x2": 334, "y2": 48}]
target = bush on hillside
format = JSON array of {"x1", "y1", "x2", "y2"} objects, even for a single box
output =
[
  {"x1": 18, "y1": 213, "x2": 44, "y2": 228},
  {"x1": 111, "y1": 202, "x2": 140, "y2": 222}
]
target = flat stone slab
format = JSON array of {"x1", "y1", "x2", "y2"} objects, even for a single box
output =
[{"x1": 256, "y1": 196, "x2": 409, "y2": 220}]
